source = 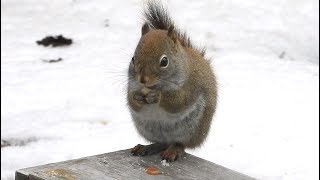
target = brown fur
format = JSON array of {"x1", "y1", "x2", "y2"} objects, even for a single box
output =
[{"x1": 144, "y1": 1, "x2": 206, "y2": 56}]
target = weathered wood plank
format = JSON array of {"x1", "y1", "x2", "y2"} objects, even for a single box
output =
[{"x1": 16, "y1": 149, "x2": 255, "y2": 180}]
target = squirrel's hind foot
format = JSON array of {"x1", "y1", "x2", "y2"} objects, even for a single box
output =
[
  {"x1": 160, "y1": 143, "x2": 185, "y2": 162},
  {"x1": 131, "y1": 143, "x2": 168, "y2": 156}
]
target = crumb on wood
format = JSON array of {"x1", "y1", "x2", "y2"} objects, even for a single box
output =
[
  {"x1": 161, "y1": 160, "x2": 170, "y2": 166},
  {"x1": 145, "y1": 166, "x2": 161, "y2": 175}
]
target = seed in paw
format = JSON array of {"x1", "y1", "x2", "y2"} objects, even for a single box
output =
[{"x1": 141, "y1": 87, "x2": 151, "y2": 95}]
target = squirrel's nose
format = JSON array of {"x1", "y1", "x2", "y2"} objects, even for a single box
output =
[{"x1": 139, "y1": 75, "x2": 150, "y2": 84}]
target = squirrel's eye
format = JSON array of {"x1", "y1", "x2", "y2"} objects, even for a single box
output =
[
  {"x1": 131, "y1": 57, "x2": 135, "y2": 65},
  {"x1": 159, "y1": 55, "x2": 169, "y2": 68}
]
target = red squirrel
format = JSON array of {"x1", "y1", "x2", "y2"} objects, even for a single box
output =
[{"x1": 127, "y1": 1, "x2": 217, "y2": 161}]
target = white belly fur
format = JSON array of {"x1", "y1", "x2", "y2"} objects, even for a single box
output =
[{"x1": 131, "y1": 95, "x2": 205, "y2": 144}]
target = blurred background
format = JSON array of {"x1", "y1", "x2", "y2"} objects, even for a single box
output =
[{"x1": 1, "y1": 0, "x2": 319, "y2": 179}]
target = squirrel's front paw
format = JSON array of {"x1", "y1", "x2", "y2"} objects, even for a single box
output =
[
  {"x1": 145, "y1": 90, "x2": 160, "y2": 104},
  {"x1": 133, "y1": 91, "x2": 146, "y2": 105}
]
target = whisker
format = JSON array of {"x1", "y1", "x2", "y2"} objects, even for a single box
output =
[{"x1": 155, "y1": 77, "x2": 178, "y2": 86}]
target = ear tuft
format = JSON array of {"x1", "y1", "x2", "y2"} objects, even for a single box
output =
[
  {"x1": 167, "y1": 25, "x2": 177, "y2": 42},
  {"x1": 142, "y1": 23, "x2": 151, "y2": 36}
]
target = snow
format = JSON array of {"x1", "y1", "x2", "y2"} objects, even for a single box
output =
[{"x1": 1, "y1": 0, "x2": 319, "y2": 179}]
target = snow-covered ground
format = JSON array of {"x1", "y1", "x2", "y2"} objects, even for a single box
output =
[{"x1": 1, "y1": 0, "x2": 319, "y2": 179}]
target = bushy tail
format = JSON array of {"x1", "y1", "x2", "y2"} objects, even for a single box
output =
[{"x1": 144, "y1": 1, "x2": 206, "y2": 57}]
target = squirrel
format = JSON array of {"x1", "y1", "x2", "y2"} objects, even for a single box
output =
[{"x1": 127, "y1": 1, "x2": 217, "y2": 162}]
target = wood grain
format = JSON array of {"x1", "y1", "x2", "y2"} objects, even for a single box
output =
[{"x1": 16, "y1": 149, "x2": 255, "y2": 180}]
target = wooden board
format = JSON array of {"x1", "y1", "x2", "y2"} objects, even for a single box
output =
[{"x1": 16, "y1": 149, "x2": 255, "y2": 180}]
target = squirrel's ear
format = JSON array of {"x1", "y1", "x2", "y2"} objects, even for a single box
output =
[
  {"x1": 142, "y1": 23, "x2": 151, "y2": 36},
  {"x1": 167, "y1": 25, "x2": 177, "y2": 42}
]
